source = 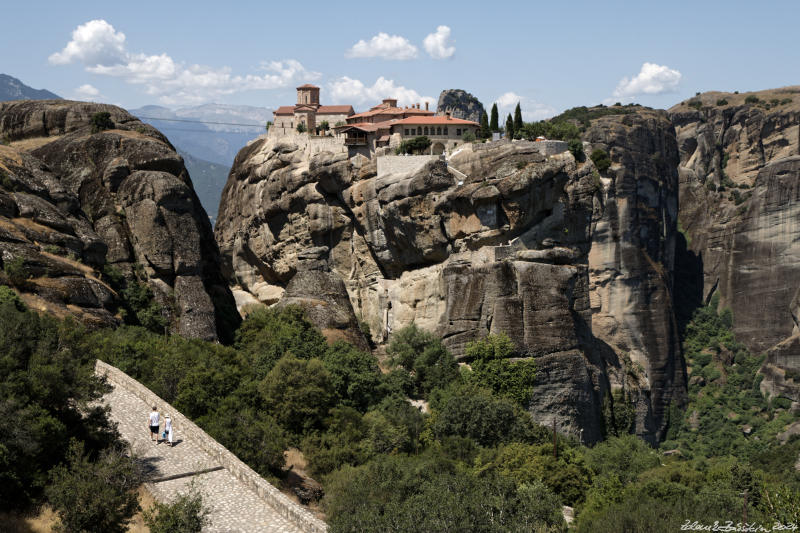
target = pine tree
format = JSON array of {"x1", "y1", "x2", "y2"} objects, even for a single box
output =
[
  {"x1": 505, "y1": 114, "x2": 515, "y2": 139},
  {"x1": 513, "y1": 103, "x2": 523, "y2": 132},
  {"x1": 479, "y1": 112, "x2": 490, "y2": 139},
  {"x1": 490, "y1": 103, "x2": 499, "y2": 132}
]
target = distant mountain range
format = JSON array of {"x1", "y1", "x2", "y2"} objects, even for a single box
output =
[
  {"x1": 130, "y1": 104, "x2": 271, "y2": 167},
  {"x1": 178, "y1": 149, "x2": 230, "y2": 224},
  {"x1": 0, "y1": 74, "x2": 61, "y2": 101}
]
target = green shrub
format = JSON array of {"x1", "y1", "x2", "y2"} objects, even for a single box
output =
[
  {"x1": 569, "y1": 139, "x2": 584, "y2": 159},
  {"x1": 0, "y1": 284, "x2": 25, "y2": 310},
  {"x1": 90, "y1": 112, "x2": 114, "y2": 133},
  {"x1": 464, "y1": 333, "x2": 536, "y2": 406},
  {"x1": 296, "y1": 122, "x2": 307, "y2": 133},
  {"x1": 716, "y1": 98, "x2": 728, "y2": 106},
  {"x1": 590, "y1": 148, "x2": 611, "y2": 172},
  {"x1": 143, "y1": 484, "x2": 209, "y2": 533},
  {"x1": 120, "y1": 280, "x2": 167, "y2": 333},
  {"x1": 235, "y1": 305, "x2": 327, "y2": 378},
  {"x1": 46, "y1": 440, "x2": 142, "y2": 533},
  {"x1": 259, "y1": 355, "x2": 334, "y2": 435},
  {"x1": 430, "y1": 383, "x2": 542, "y2": 447},
  {"x1": 462, "y1": 131, "x2": 476, "y2": 142},
  {"x1": 324, "y1": 454, "x2": 566, "y2": 533},
  {"x1": 745, "y1": 95, "x2": 760, "y2": 104},
  {"x1": 3, "y1": 256, "x2": 28, "y2": 287},
  {"x1": 386, "y1": 324, "x2": 459, "y2": 397},
  {"x1": 688, "y1": 100, "x2": 703, "y2": 110},
  {"x1": 772, "y1": 397, "x2": 792, "y2": 410},
  {"x1": 780, "y1": 98, "x2": 793, "y2": 105},
  {"x1": 0, "y1": 168, "x2": 14, "y2": 190},
  {"x1": 396, "y1": 136, "x2": 432, "y2": 155}
]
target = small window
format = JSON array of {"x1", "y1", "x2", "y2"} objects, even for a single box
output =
[
  {"x1": 437, "y1": 127, "x2": 442, "y2": 135},
  {"x1": 405, "y1": 129, "x2": 410, "y2": 135},
  {"x1": 444, "y1": 127, "x2": 448, "y2": 135},
  {"x1": 417, "y1": 127, "x2": 422, "y2": 135},
  {"x1": 456, "y1": 129, "x2": 461, "y2": 136},
  {"x1": 424, "y1": 127, "x2": 428, "y2": 135}
]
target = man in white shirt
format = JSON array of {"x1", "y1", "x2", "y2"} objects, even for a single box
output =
[{"x1": 148, "y1": 406, "x2": 160, "y2": 443}]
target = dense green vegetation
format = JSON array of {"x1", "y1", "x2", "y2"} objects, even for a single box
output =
[
  {"x1": 396, "y1": 135, "x2": 432, "y2": 154},
  {"x1": 2, "y1": 276, "x2": 800, "y2": 531}
]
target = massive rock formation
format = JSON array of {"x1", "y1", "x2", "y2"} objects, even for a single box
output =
[
  {"x1": 436, "y1": 89, "x2": 485, "y2": 123},
  {"x1": 215, "y1": 109, "x2": 685, "y2": 443},
  {"x1": 0, "y1": 100, "x2": 238, "y2": 342},
  {"x1": 670, "y1": 88, "x2": 800, "y2": 400}
]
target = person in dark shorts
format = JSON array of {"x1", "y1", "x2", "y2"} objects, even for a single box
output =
[{"x1": 148, "y1": 406, "x2": 160, "y2": 443}]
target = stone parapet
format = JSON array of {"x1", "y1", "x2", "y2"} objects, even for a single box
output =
[{"x1": 95, "y1": 360, "x2": 327, "y2": 533}]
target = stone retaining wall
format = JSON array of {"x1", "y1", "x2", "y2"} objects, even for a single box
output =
[
  {"x1": 95, "y1": 360, "x2": 327, "y2": 533},
  {"x1": 377, "y1": 154, "x2": 442, "y2": 177}
]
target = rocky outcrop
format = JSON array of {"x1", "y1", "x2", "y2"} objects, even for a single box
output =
[
  {"x1": 436, "y1": 89, "x2": 485, "y2": 123},
  {"x1": 584, "y1": 110, "x2": 685, "y2": 441},
  {"x1": 670, "y1": 88, "x2": 800, "y2": 399},
  {"x1": 216, "y1": 108, "x2": 685, "y2": 443},
  {"x1": 0, "y1": 100, "x2": 238, "y2": 341}
]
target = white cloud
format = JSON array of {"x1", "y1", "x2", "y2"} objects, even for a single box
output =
[
  {"x1": 423, "y1": 26, "x2": 455, "y2": 59},
  {"x1": 613, "y1": 62, "x2": 682, "y2": 98},
  {"x1": 495, "y1": 91, "x2": 556, "y2": 121},
  {"x1": 346, "y1": 33, "x2": 418, "y2": 60},
  {"x1": 49, "y1": 20, "x2": 127, "y2": 66},
  {"x1": 73, "y1": 84, "x2": 101, "y2": 100},
  {"x1": 50, "y1": 19, "x2": 319, "y2": 104},
  {"x1": 328, "y1": 76, "x2": 434, "y2": 108}
]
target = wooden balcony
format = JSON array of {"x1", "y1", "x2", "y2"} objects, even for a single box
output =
[{"x1": 344, "y1": 137, "x2": 367, "y2": 146}]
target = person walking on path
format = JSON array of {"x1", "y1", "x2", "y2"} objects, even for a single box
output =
[
  {"x1": 148, "y1": 406, "x2": 160, "y2": 443},
  {"x1": 164, "y1": 414, "x2": 174, "y2": 447}
]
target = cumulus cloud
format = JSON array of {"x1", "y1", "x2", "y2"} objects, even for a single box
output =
[
  {"x1": 73, "y1": 84, "x2": 101, "y2": 100},
  {"x1": 49, "y1": 20, "x2": 127, "y2": 66},
  {"x1": 50, "y1": 19, "x2": 319, "y2": 104},
  {"x1": 613, "y1": 62, "x2": 682, "y2": 98},
  {"x1": 328, "y1": 76, "x2": 434, "y2": 108},
  {"x1": 423, "y1": 26, "x2": 455, "y2": 59},
  {"x1": 495, "y1": 91, "x2": 556, "y2": 121},
  {"x1": 346, "y1": 32, "x2": 418, "y2": 60}
]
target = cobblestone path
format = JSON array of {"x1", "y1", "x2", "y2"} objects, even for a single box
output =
[{"x1": 102, "y1": 385, "x2": 304, "y2": 533}]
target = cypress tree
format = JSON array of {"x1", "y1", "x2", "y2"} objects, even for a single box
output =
[
  {"x1": 513, "y1": 103, "x2": 523, "y2": 132},
  {"x1": 490, "y1": 103, "x2": 499, "y2": 131},
  {"x1": 479, "y1": 112, "x2": 490, "y2": 139},
  {"x1": 505, "y1": 113, "x2": 515, "y2": 139}
]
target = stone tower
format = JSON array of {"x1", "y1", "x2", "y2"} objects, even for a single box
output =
[{"x1": 296, "y1": 84, "x2": 320, "y2": 106}]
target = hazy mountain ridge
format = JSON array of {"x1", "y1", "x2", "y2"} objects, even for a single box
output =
[
  {"x1": 131, "y1": 103, "x2": 270, "y2": 166},
  {"x1": 0, "y1": 74, "x2": 61, "y2": 101}
]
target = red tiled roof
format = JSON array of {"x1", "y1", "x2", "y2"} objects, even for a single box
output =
[
  {"x1": 392, "y1": 116, "x2": 479, "y2": 126},
  {"x1": 317, "y1": 105, "x2": 354, "y2": 114},
  {"x1": 274, "y1": 106, "x2": 296, "y2": 116},
  {"x1": 347, "y1": 107, "x2": 434, "y2": 122},
  {"x1": 338, "y1": 121, "x2": 396, "y2": 133},
  {"x1": 297, "y1": 84, "x2": 319, "y2": 89}
]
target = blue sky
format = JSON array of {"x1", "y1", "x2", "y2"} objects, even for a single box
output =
[{"x1": 3, "y1": 0, "x2": 797, "y2": 119}]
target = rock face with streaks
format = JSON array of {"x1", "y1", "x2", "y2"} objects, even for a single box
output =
[
  {"x1": 669, "y1": 88, "x2": 800, "y2": 401},
  {"x1": 436, "y1": 89, "x2": 486, "y2": 123},
  {"x1": 215, "y1": 108, "x2": 686, "y2": 443},
  {"x1": 0, "y1": 100, "x2": 238, "y2": 341}
]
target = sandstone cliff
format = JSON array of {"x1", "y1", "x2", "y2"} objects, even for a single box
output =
[
  {"x1": 436, "y1": 89, "x2": 485, "y2": 123},
  {"x1": 670, "y1": 88, "x2": 800, "y2": 400},
  {"x1": 215, "y1": 109, "x2": 685, "y2": 443},
  {"x1": 0, "y1": 100, "x2": 238, "y2": 342}
]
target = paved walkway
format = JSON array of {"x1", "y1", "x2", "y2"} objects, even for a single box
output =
[{"x1": 102, "y1": 385, "x2": 304, "y2": 533}]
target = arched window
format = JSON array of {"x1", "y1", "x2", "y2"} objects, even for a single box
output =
[
  {"x1": 424, "y1": 127, "x2": 428, "y2": 135},
  {"x1": 417, "y1": 127, "x2": 422, "y2": 135},
  {"x1": 444, "y1": 127, "x2": 448, "y2": 135},
  {"x1": 437, "y1": 127, "x2": 442, "y2": 135}
]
